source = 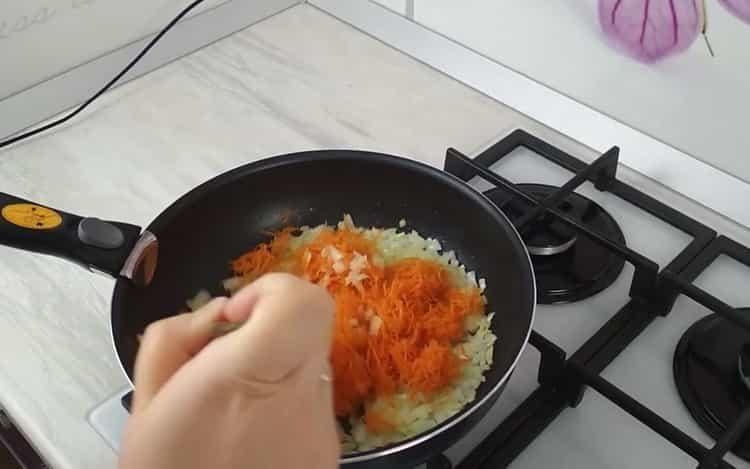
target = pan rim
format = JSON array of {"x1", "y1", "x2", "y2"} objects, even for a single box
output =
[{"x1": 110, "y1": 149, "x2": 536, "y2": 463}]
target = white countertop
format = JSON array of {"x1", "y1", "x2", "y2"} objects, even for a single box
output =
[{"x1": 0, "y1": 5, "x2": 579, "y2": 468}]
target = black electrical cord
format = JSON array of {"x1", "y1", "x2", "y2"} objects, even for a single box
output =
[{"x1": 0, "y1": 0, "x2": 207, "y2": 150}]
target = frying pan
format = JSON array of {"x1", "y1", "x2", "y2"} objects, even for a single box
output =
[{"x1": 0, "y1": 150, "x2": 535, "y2": 468}]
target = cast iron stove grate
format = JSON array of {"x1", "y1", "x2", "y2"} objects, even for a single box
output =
[
  {"x1": 421, "y1": 129, "x2": 750, "y2": 469},
  {"x1": 484, "y1": 181, "x2": 626, "y2": 304},
  {"x1": 669, "y1": 237, "x2": 750, "y2": 465}
]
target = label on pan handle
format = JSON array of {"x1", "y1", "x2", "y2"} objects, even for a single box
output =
[{"x1": 1, "y1": 203, "x2": 63, "y2": 230}]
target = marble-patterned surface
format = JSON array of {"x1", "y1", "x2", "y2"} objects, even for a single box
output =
[{"x1": 0, "y1": 5, "x2": 533, "y2": 468}]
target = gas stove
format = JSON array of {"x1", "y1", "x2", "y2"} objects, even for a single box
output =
[{"x1": 89, "y1": 129, "x2": 750, "y2": 468}]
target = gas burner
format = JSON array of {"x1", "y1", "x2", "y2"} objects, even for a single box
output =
[
  {"x1": 484, "y1": 183, "x2": 625, "y2": 304},
  {"x1": 674, "y1": 308, "x2": 750, "y2": 461}
]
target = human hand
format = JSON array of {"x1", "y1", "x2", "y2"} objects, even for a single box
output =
[{"x1": 119, "y1": 273, "x2": 339, "y2": 469}]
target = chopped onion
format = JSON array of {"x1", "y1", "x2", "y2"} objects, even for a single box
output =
[
  {"x1": 222, "y1": 277, "x2": 245, "y2": 293},
  {"x1": 369, "y1": 315, "x2": 383, "y2": 335},
  {"x1": 323, "y1": 245, "x2": 344, "y2": 262},
  {"x1": 350, "y1": 251, "x2": 368, "y2": 271},
  {"x1": 333, "y1": 261, "x2": 346, "y2": 274},
  {"x1": 186, "y1": 289, "x2": 212, "y2": 311},
  {"x1": 338, "y1": 213, "x2": 355, "y2": 230}
]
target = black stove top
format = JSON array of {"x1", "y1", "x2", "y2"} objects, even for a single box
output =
[
  {"x1": 485, "y1": 183, "x2": 626, "y2": 304},
  {"x1": 439, "y1": 129, "x2": 750, "y2": 469},
  {"x1": 675, "y1": 309, "x2": 750, "y2": 461}
]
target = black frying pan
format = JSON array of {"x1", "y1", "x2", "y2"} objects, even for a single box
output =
[{"x1": 0, "y1": 150, "x2": 535, "y2": 468}]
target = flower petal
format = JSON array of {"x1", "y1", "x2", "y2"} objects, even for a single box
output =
[
  {"x1": 599, "y1": 0, "x2": 702, "y2": 62},
  {"x1": 719, "y1": 0, "x2": 750, "y2": 23}
]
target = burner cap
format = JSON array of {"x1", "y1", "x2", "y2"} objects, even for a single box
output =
[
  {"x1": 674, "y1": 309, "x2": 750, "y2": 462},
  {"x1": 485, "y1": 183, "x2": 625, "y2": 304}
]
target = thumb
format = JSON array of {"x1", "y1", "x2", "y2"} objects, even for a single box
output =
[{"x1": 219, "y1": 273, "x2": 335, "y2": 383}]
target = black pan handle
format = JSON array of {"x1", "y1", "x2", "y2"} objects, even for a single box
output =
[{"x1": 0, "y1": 192, "x2": 150, "y2": 281}]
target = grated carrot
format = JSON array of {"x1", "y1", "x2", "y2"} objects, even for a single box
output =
[
  {"x1": 231, "y1": 227, "x2": 295, "y2": 281},
  {"x1": 231, "y1": 224, "x2": 484, "y2": 431}
]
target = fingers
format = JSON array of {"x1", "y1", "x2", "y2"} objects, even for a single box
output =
[
  {"x1": 221, "y1": 278, "x2": 261, "y2": 323},
  {"x1": 132, "y1": 297, "x2": 228, "y2": 414},
  {"x1": 219, "y1": 273, "x2": 335, "y2": 383},
  {"x1": 132, "y1": 274, "x2": 335, "y2": 414}
]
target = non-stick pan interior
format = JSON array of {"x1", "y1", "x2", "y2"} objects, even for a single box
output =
[{"x1": 112, "y1": 150, "x2": 534, "y2": 425}]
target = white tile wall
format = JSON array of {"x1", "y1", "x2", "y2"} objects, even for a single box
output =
[
  {"x1": 371, "y1": 0, "x2": 407, "y2": 16},
  {"x1": 413, "y1": 0, "x2": 750, "y2": 184}
]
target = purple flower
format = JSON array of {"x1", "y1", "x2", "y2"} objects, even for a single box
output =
[
  {"x1": 719, "y1": 0, "x2": 750, "y2": 23},
  {"x1": 599, "y1": 0, "x2": 703, "y2": 62}
]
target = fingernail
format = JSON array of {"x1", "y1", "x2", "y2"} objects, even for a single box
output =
[
  {"x1": 193, "y1": 297, "x2": 229, "y2": 322},
  {"x1": 223, "y1": 289, "x2": 260, "y2": 322},
  {"x1": 212, "y1": 321, "x2": 244, "y2": 337}
]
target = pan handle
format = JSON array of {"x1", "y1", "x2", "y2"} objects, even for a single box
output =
[{"x1": 0, "y1": 192, "x2": 157, "y2": 285}]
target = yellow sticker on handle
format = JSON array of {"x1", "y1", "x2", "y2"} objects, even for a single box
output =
[{"x1": 1, "y1": 204, "x2": 63, "y2": 230}]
